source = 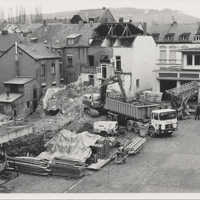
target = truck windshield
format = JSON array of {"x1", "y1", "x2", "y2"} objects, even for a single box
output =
[{"x1": 159, "y1": 111, "x2": 177, "y2": 120}]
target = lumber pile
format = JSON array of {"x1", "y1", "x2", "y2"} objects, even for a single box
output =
[
  {"x1": 7, "y1": 156, "x2": 50, "y2": 176},
  {"x1": 49, "y1": 158, "x2": 86, "y2": 178},
  {"x1": 124, "y1": 137, "x2": 146, "y2": 155}
]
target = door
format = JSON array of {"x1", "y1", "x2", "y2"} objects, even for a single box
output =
[
  {"x1": 88, "y1": 75, "x2": 94, "y2": 86},
  {"x1": 102, "y1": 65, "x2": 107, "y2": 78},
  {"x1": 33, "y1": 88, "x2": 38, "y2": 111}
]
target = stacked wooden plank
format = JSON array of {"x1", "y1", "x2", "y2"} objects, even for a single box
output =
[
  {"x1": 49, "y1": 158, "x2": 86, "y2": 178},
  {"x1": 6, "y1": 156, "x2": 50, "y2": 176},
  {"x1": 124, "y1": 137, "x2": 146, "y2": 155}
]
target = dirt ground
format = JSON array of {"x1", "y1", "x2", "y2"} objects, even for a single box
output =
[{"x1": 3, "y1": 118, "x2": 200, "y2": 193}]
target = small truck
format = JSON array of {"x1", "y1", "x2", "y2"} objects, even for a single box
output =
[
  {"x1": 93, "y1": 121, "x2": 118, "y2": 136},
  {"x1": 148, "y1": 109, "x2": 178, "y2": 137}
]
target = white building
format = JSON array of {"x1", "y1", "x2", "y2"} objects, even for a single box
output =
[
  {"x1": 110, "y1": 35, "x2": 157, "y2": 99},
  {"x1": 149, "y1": 22, "x2": 200, "y2": 100},
  {"x1": 80, "y1": 22, "x2": 157, "y2": 99}
]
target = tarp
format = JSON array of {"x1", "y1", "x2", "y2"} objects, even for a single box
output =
[
  {"x1": 38, "y1": 130, "x2": 103, "y2": 163},
  {"x1": 42, "y1": 86, "x2": 66, "y2": 110}
]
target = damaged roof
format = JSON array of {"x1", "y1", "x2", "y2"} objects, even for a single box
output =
[
  {"x1": 76, "y1": 8, "x2": 115, "y2": 23},
  {"x1": 51, "y1": 23, "x2": 100, "y2": 48},
  {"x1": 148, "y1": 22, "x2": 200, "y2": 43},
  {"x1": 25, "y1": 23, "x2": 99, "y2": 48},
  {"x1": 18, "y1": 42, "x2": 61, "y2": 60}
]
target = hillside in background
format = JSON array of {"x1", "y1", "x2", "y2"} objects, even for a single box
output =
[{"x1": 43, "y1": 7, "x2": 200, "y2": 24}]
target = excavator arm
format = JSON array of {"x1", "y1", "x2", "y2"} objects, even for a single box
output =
[{"x1": 100, "y1": 74, "x2": 127, "y2": 104}]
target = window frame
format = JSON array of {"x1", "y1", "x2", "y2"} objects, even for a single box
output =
[
  {"x1": 116, "y1": 56, "x2": 121, "y2": 71},
  {"x1": 41, "y1": 64, "x2": 46, "y2": 77},
  {"x1": 67, "y1": 55, "x2": 73, "y2": 66},
  {"x1": 195, "y1": 55, "x2": 200, "y2": 66},
  {"x1": 51, "y1": 63, "x2": 56, "y2": 74},
  {"x1": 187, "y1": 54, "x2": 192, "y2": 66}
]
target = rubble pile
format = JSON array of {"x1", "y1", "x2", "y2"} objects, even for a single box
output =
[{"x1": 5, "y1": 84, "x2": 99, "y2": 157}]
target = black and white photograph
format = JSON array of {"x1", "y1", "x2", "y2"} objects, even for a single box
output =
[{"x1": 0, "y1": 0, "x2": 199, "y2": 198}]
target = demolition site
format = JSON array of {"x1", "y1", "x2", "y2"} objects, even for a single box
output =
[{"x1": 0, "y1": 7, "x2": 200, "y2": 193}]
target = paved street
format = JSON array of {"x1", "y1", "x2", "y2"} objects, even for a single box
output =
[{"x1": 4, "y1": 118, "x2": 200, "y2": 193}]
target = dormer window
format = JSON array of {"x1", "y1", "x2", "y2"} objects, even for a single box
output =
[
  {"x1": 66, "y1": 33, "x2": 81, "y2": 46},
  {"x1": 179, "y1": 33, "x2": 190, "y2": 41},
  {"x1": 193, "y1": 34, "x2": 200, "y2": 41},
  {"x1": 67, "y1": 38, "x2": 74, "y2": 45},
  {"x1": 152, "y1": 33, "x2": 160, "y2": 41},
  {"x1": 164, "y1": 33, "x2": 175, "y2": 41}
]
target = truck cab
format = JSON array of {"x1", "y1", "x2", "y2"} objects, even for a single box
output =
[{"x1": 149, "y1": 109, "x2": 178, "y2": 137}]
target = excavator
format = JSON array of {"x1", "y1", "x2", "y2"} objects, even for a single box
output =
[
  {"x1": 165, "y1": 81, "x2": 200, "y2": 120},
  {"x1": 82, "y1": 73, "x2": 127, "y2": 115}
]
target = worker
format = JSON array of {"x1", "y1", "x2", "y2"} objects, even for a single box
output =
[{"x1": 195, "y1": 104, "x2": 200, "y2": 120}]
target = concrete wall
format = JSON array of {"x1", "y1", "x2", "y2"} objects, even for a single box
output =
[{"x1": 112, "y1": 36, "x2": 157, "y2": 98}]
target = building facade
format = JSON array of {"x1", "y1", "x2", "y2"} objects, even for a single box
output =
[
  {"x1": 0, "y1": 42, "x2": 61, "y2": 94},
  {"x1": 149, "y1": 22, "x2": 200, "y2": 100},
  {"x1": 0, "y1": 77, "x2": 40, "y2": 118}
]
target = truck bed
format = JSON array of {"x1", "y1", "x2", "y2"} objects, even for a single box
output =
[{"x1": 104, "y1": 97, "x2": 160, "y2": 120}]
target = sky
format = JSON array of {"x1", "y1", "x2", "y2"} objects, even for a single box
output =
[{"x1": 0, "y1": 0, "x2": 200, "y2": 18}]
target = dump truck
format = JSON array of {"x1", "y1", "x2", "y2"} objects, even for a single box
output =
[{"x1": 83, "y1": 74, "x2": 178, "y2": 136}]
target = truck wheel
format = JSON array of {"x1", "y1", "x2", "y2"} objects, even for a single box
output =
[
  {"x1": 126, "y1": 120, "x2": 134, "y2": 132},
  {"x1": 148, "y1": 126, "x2": 156, "y2": 137}
]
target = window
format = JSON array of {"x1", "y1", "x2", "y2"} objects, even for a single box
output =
[
  {"x1": 169, "y1": 50, "x2": 176, "y2": 63},
  {"x1": 179, "y1": 33, "x2": 190, "y2": 41},
  {"x1": 152, "y1": 33, "x2": 160, "y2": 41},
  {"x1": 51, "y1": 63, "x2": 56, "y2": 74},
  {"x1": 41, "y1": 64, "x2": 46, "y2": 77},
  {"x1": 136, "y1": 79, "x2": 140, "y2": 89},
  {"x1": 160, "y1": 50, "x2": 167, "y2": 63},
  {"x1": 187, "y1": 54, "x2": 192, "y2": 65},
  {"x1": 164, "y1": 33, "x2": 175, "y2": 41},
  {"x1": 195, "y1": 55, "x2": 200, "y2": 65},
  {"x1": 67, "y1": 55, "x2": 73, "y2": 66},
  {"x1": 59, "y1": 63, "x2": 63, "y2": 75},
  {"x1": 88, "y1": 55, "x2": 94, "y2": 66},
  {"x1": 67, "y1": 39, "x2": 74, "y2": 45},
  {"x1": 154, "y1": 113, "x2": 159, "y2": 120},
  {"x1": 194, "y1": 35, "x2": 200, "y2": 41},
  {"x1": 116, "y1": 56, "x2": 121, "y2": 71}
]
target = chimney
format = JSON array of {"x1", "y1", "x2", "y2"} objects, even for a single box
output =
[{"x1": 143, "y1": 22, "x2": 147, "y2": 35}]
